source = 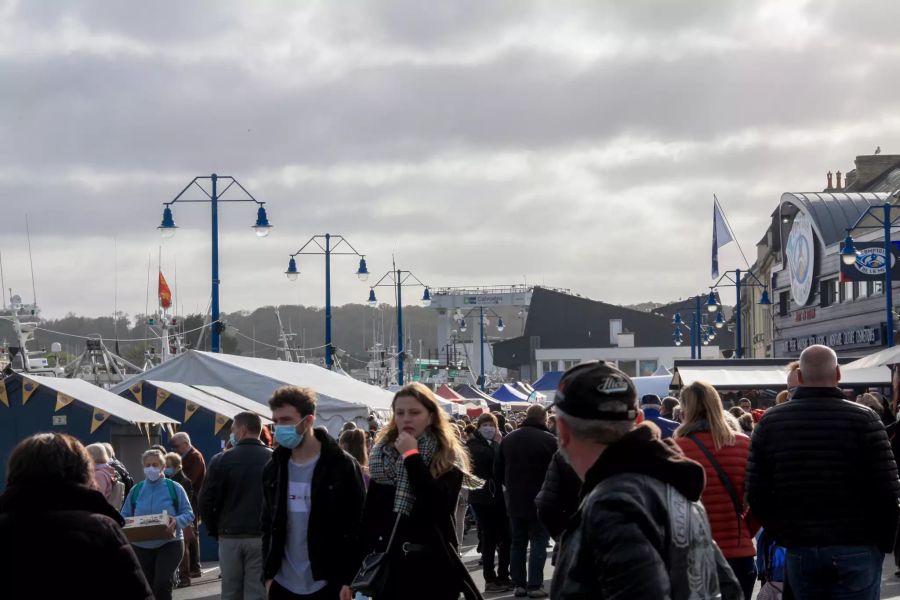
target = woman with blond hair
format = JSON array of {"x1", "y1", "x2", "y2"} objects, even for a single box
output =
[
  {"x1": 343, "y1": 382, "x2": 482, "y2": 600},
  {"x1": 674, "y1": 381, "x2": 757, "y2": 600}
]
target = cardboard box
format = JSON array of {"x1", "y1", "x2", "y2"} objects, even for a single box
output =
[{"x1": 123, "y1": 513, "x2": 175, "y2": 543}]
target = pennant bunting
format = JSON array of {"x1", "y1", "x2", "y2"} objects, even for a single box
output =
[
  {"x1": 184, "y1": 402, "x2": 200, "y2": 423},
  {"x1": 90, "y1": 408, "x2": 110, "y2": 433},
  {"x1": 22, "y1": 379, "x2": 38, "y2": 405},
  {"x1": 156, "y1": 389, "x2": 171, "y2": 409},
  {"x1": 55, "y1": 393, "x2": 75, "y2": 412},
  {"x1": 214, "y1": 414, "x2": 229, "y2": 434},
  {"x1": 129, "y1": 383, "x2": 143, "y2": 404}
]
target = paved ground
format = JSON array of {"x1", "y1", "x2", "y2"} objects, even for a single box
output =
[{"x1": 174, "y1": 539, "x2": 900, "y2": 599}]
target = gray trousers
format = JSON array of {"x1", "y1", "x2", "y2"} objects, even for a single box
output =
[{"x1": 219, "y1": 536, "x2": 266, "y2": 600}]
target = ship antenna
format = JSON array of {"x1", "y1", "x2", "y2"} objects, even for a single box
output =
[{"x1": 25, "y1": 214, "x2": 37, "y2": 306}]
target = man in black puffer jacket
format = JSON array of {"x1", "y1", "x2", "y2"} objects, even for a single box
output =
[
  {"x1": 550, "y1": 361, "x2": 742, "y2": 600},
  {"x1": 747, "y1": 344, "x2": 900, "y2": 599}
]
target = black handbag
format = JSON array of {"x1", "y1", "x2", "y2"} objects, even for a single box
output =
[{"x1": 350, "y1": 512, "x2": 402, "y2": 596}]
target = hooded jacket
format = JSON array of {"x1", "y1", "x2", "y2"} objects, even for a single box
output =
[
  {"x1": 0, "y1": 482, "x2": 153, "y2": 600},
  {"x1": 551, "y1": 424, "x2": 742, "y2": 600}
]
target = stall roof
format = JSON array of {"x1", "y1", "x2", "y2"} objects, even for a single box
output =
[
  {"x1": 845, "y1": 346, "x2": 900, "y2": 370},
  {"x1": 533, "y1": 371, "x2": 563, "y2": 391},
  {"x1": 26, "y1": 375, "x2": 178, "y2": 425},
  {"x1": 146, "y1": 381, "x2": 273, "y2": 425},
  {"x1": 492, "y1": 384, "x2": 529, "y2": 402},
  {"x1": 435, "y1": 384, "x2": 465, "y2": 401},
  {"x1": 192, "y1": 385, "x2": 275, "y2": 422},
  {"x1": 671, "y1": 365, "x2": 891, "y2": 389}
]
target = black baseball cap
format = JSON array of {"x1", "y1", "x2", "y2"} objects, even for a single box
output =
[{"x1": 552, "y1": 361, "x2": 639, "y2": 421}]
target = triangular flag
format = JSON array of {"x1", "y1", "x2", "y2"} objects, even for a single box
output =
[
  {"x1": 55, "y1": 393, "x2": 75, "y2": 412},
  {"x1": 90, "y1": 408, "x2": 110, "y2": 433},
  {"x1": 214, "y1": 414, "x2": 229, "y2": 435},
  {"x1": 159, "y1": 272, "x2": 172, "y2": 310},
  {"x1": 129, "y1": 382, "x2": 143, "y2": 404},
  {"x1": 22, "y1": 379, "x2": 38, "y2": 405},
  {"x1": 712, "y1": 197, "x2": 734, "y2": 279},
  {"x1": 184, "y1": 402, "x2": 200, "y2": 423},
  {"x1": 156, "y1": 389, "x2": 171, "y2": 409},
  {"x1": 0, "y1": 381, "x2": 7, "y2": 407}
]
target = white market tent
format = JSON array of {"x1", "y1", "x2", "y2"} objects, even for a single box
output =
[
  {"x1": 671, "y1": 364, "x2": 891, "y2": 389},
  {"x1": 112, "y1": 351, "x2": 393, "y2": 434},
  {"x1": 147, "y1": 381, "x2": 273, "y2": 426},
  {"x1": 193, "y1": 385, "x2": 278, "y2": 421},
  {"x1": 845, "y1": 346, "x2": 900, "y2": 370},
  {"x1": 29, "y1": 375, "x2": 179, "y2": 427},
  {"x1": 632, "y1": 375, "x2": 673, "y2": 399}
]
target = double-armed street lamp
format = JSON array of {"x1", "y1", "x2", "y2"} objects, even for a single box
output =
[
  {"x1": 284, "y1": 234, "x2": 369, "y2": 369},
  {"x1": 158, "y1": 174, "x2": 271, "y2": 353},
  {"x1": 672, "y1": 295, "x2": 717, "y2": 359},
  {"x1": 455, "y1": 307, "x2": 505, "y2": 391},
  {"x1": 367, "y1": 266, "x2": 431, "y2": 385},
  {"x1": 840, "y1": 192, "x2": 900, "y2": 347},
  {"x1": 706, "y1": 269, "x2": 772, "y2": 358}
]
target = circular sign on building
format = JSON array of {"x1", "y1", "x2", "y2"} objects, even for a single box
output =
[{"x1": 786, "y1": 211, "x2": 814, "y2": 306}]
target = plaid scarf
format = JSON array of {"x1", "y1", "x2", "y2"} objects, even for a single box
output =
[{"x1": 369, "y1": 431, "x2": 439, "y2": 516}]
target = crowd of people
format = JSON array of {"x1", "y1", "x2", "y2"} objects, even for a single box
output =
[{"x1": 2, "y1": 342, "x2": 900, "y2": 599}]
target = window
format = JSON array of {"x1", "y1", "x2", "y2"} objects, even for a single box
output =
[
  {"x1": 874, "y1": 280, "x2": 884, "y2": 295},
  {"x1": 618, "y1": 360, "x2": 637, "y2": 377},
  {"x1": 840, "y1": 281, "x2": 856, "y2": 302},
  {"x1": 609, "y1": 319, "x2": 623, "y2": 345},
  {"x1": 859, "y1": 281, "x2": 870, "y2": 299},
  {"x1": 541, "y1": 361, "x2": 556, "y2": 374},
  {"x1": 639, "y1": 360, "x2": 658, "y2": 376},
  {"x1": 779, "y1": 291, "x2": 789, "y2": 316},
  {"x1": 562, "y1": 360, "x2": 578, "y2": 370}
]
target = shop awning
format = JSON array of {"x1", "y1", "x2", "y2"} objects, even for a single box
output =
[
  {"x1": 671, "y1": 365, "x2": 891, "y2": 389},
  {"x1": 26, "y1": 375, "x2": 178, "y2": 426},
  {"x1": 845, "y1": 346, "x2": 900, "y2": 370}
]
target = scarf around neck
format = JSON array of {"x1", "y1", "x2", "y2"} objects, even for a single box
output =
[{"x1": 369, "y1": 431, "x2": 439, "y2": 516}]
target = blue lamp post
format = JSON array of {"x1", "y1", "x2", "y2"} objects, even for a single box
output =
[
  {"x1": 708, "y1": 269, "x2": 772, "y2": 358},
  {"x1": 454, "y1": 306, "x2": 505, "y2": 391},
  {"x1": 158, "y1": 174, "x2": 271, "y2": 353},
  {"x1": 367, "y1": 265, "x2": 430, "y2": 385},
  {"x1": 672, "y1": 295, "x2": 717, "y2": 359},
  {"x1": 285, "y1": 234, "x2": 368, "y2": 369},
  {"x1": 841, "y1": 196, "x2": 900, "y2": 348}
]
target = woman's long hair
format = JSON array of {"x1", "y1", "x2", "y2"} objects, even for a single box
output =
[
  {"x1": 340, "y1": 428, "x2": 369, "y2": 467},
  {"x1": 376, "y1": 382, "x2": 472, "y2": 478},
  {"x1": 675, "y1": 381, "x2": 736, "y2": 450}
]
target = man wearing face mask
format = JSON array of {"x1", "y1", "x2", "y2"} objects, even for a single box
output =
[
  {"x1": 262, "y1": 386, "x2": 366, "y2": 600},
  {"x1": 200, "y1": 412, "x2": 273, "y2": 600},
  {"x1": 465, "y1": 412, "x2": 512, "y2": 594}
]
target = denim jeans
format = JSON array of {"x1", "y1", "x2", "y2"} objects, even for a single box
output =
[
  {"x1": 785, "y1": 545, "x2": 882, "y2": 600},
  {"x1": 509, "y1": 516, "x2": 550, "y2": 589}
]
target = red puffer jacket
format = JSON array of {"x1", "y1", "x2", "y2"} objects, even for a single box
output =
[{"x1": 676, "y1": 430, "x2": 756, "y2": 558}]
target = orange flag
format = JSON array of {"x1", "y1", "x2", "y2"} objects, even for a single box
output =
[{"x1": 159, "y1": 271, "x2": 172, "y2": 309}]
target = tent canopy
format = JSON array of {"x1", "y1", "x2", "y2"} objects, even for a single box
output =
[
  {"x1": 671, "y1": 364, "x2": 891, "y2": 389},
  {"x1": 192, "y1": 385, "x2": 277, "y2": 421},
  {"x1": 491, "y1": 384, "x2": 529, "y2": 402},
  {"x1": 28, "y1": 375, "x2": 178, "y2": 425},
  {"x1": 147, "y1": 381, "x2": 273, "y2": 425},
  {"x1": 112, "y1": 351, "x2": 393, "y2": 432},
  {"x1": 435, "y1": 384, "x2": 465, "y2": 402},
  {"x1": 533, "y1": 371, "x2": 563, "y2": 391},
  {"x1": 845, "y1": 346, "x2": 900, "y2": 370},
  {"x1": 632, "y1": 375, "x2": 673, "y2": 400}
]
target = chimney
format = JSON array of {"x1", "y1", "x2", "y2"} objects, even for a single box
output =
[
  {"x1": 826, "y1": 171, "x2": 833, "y2": 191},
  {"x1": 836, "y1": 171, "x2": 843, "y2": 190}
]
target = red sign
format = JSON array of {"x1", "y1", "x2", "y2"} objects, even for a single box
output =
[{"x1": 794, "y1": 308, "x2": 816, "y2": 322}]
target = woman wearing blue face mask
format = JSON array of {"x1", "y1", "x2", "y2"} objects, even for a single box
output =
[
  {"x1": 122, "y1": 448, "x2": 195, "y2": 600},
  {"x1": 164, "y1": 452, "x2": 197, "y2": 589}
]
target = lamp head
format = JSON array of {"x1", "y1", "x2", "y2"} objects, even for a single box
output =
[
  {"x1": 714, "y1": 311, "x2": 725, "y2": 329},
  {"x1": 673, "y1": 312, "x2": 683, "y2": 326},
  {"x1": 459, "y1": 319, "x2": 467, "y2": 333},
  {"x1": 706, "y1": 290, "x2": 719, "y2": 313},
  {"x1": 356, "y1": 256, "x2": 369, "y2": 282},
  {"x1": 285, "y1": 257, "x2": 299, "y2": 281},
  {"x1": 759, "y1": 289, "x2": 772, "y2": 306},
  {"x1": 421, "y1": 287, "x2": 431, "y2": 307},
  {"x1": 159, "y1": 206, "x2": 177, "y2": 238},
  {"x1": 840, "y1": 231, "x2": 859, "y2": 266},
  {"x1": 367, "y1": 289, "x2": 377, "y2": 307},
  {"x1": 497, "y1": 317, "x2": 505, "y2": 332},
  {"x1": 253, "y1": 205, "x2": 272, "y2": 237}
]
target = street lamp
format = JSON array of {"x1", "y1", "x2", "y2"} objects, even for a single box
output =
[
  {"x1": 706, "y1": 290, "x2": 719, "y2": 313},
  {"x1": 285, "y1": 234, "x2": 368, "y2": 370},
  {"x1": 157, "y1": 174, "x2": 271, "y2": 353},
  {"x1": 367, "y1": 264, "x2": 430, "y2": 385},
  {"x1": 672, "y1": 295, "x2": 716, "y2": 359},
  {"x1": 841, "y1": 194, "x2": 900, "y2": 347},
  {"x1": 709, "y1": 268, "x2": 772, "y2": 359},
  {"x1": 457, "y1": 305, "x2": 506, "y2": 391}
]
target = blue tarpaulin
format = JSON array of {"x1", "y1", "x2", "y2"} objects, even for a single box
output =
[
  {"x1": 533, "y1": 371, "x2": 563, "y2": 391},
  {"x1": 491, "y1": 384, "x2": 529, "y2": 402}
]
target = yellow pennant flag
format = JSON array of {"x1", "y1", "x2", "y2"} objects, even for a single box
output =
[
  {"x1": 22, "y1": 379, "x2": 38, "y2": 405},
  {"x1": 214, "y1": 414, "x2": 229, "y2": 435},
  {"x1": 90, "y1": 408, "x2": 110, "y2": 433},
  {"x1": 0, "y1": 381, "x2": 8, "y2": 407},
  {"x1": 184, "y1": 402, "x2": 200, "y2": 423},
  {"x1": 156, "y1": 389, "x2": 171, "y2": 409},
  {"x1": 55, "y1": 393, "x2": 75, "y2": 412},
  {"x1": 129, "y1": 383, "x2": 143, "y2": 404}
]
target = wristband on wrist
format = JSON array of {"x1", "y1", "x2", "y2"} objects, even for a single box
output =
[{"x1": 402, "y1": 448, "x2": 420, "y2": 459}]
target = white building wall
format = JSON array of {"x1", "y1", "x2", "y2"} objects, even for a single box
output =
[{"x1": 534, "y1": 345, "x2": 721, "y2": 378}]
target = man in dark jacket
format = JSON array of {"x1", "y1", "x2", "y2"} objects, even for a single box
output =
[
  {"x1": 640, "y1": 394, "x2": 679, "y2": 438},
  {"x1": 466, "y1": 412, "x2": 512, "y2": 593},
  {"x1": 495, "y1": 404, "x2": 557, "y2": 597},
  {"x1": 746, "y1": 344, "x2": 900, "y2": 599},
  {"x1": 200, "y1": 412, "x2": 273, "y2": 600},
  {"x1": 261, "y1": 386, "x2": 366, "y2": 600},
  {"x1": 550, "y1": 361, "x2": 741, "y2": 599},
  {"x1": 171, "y1": 431, "x2": 206, "y2": 577}
]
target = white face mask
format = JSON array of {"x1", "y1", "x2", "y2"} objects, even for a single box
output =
[
  {"x1": 143, "y1": 466, "x2": 162, "y2": 482},
  {"x1": 479, "y1": 426, "x2": 496, "y2": 440}
]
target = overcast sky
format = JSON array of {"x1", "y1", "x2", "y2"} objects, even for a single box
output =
[{"x1": 2, "y1": 0, "x2": 898, "y2": 319}]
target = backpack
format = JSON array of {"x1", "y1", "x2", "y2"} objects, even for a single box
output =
[
  {"x1": 110, "y1": 461, "x2": 134, "y2": 496},
  {"x1": 129, "y1": 478, "x2": 180, "y2": 513}
]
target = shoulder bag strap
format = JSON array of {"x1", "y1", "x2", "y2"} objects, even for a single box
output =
[
  {"x1": 687, "y1": 434, "x2": 744, "y2": 543},
  {"x1": 383, "y1": 511, "x2": 403, "y2": 553}
]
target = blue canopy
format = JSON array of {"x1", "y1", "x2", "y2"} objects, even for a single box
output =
[
  {"x1": 533, "y1": 371, "x2": 563, "y2": 391},
  {"x1": 491, "y1": 384, "x2": 529, "y2": 402}
]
